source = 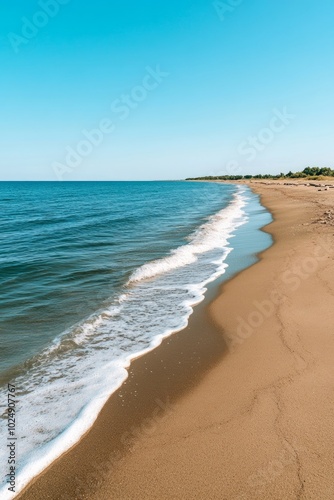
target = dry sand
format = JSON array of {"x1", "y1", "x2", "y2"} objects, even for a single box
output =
[{"x1": 19, "y1": 182, "x2": 334, "y2": 499}]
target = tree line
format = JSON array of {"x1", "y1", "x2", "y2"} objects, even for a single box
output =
[{"x1": 186, "y1": 167, "x2": 334, "y2": 181}]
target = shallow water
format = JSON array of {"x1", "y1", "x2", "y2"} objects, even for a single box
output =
[{"x1": 0, "y1": 181, "x2": 272, "y2": 497}]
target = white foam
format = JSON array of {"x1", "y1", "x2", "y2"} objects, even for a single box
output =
[
  {"x1": 129, "y1": 189, "x2": 246, "y2": 283},
  {"x1": 0, "y1": 186, "x2": 250, "y2": 499}
]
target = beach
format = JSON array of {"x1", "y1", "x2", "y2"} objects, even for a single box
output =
[{"x1": 18, "y1": 181, "x2": 334, "y2": 499}]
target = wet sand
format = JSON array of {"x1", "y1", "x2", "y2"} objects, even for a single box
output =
[
  {"x1": 19, "y1": 182, "x2": 334, "y2": 499},
  {"x1": 17, "y1": 283, "x2": 230, "y2": 499}
]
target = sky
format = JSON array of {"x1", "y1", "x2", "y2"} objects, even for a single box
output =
[{"x1": 0, "y1": 0, "x2": 333, "y2": 180}]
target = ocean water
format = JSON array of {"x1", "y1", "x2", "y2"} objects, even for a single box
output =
[{"x1": 0, "y1": 181, "x2": 272, "y2": 497}]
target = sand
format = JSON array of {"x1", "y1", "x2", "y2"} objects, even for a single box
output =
[{"x1": 18, "y1": 182, "x2": 334, "y2": 499}]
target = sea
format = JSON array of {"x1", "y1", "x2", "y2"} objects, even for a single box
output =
[{"x1": 0, "y1": 181, "x2": 272, "y2": 497}]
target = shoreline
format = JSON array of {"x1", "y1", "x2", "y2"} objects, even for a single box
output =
[
  {"x1": 4, "y1": 182, "x2": 251, "y2": 499},
  {"x1": 16, "y1": 185, "x2": 268, "y2": 500},
  {"x1": 18, "y1": 182, "x2": 334, "y2": 499},
  {"x1": 17, "y1": 278, "x2": 230, "y2": 500}
]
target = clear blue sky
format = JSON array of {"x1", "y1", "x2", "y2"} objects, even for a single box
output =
[{"x1": 1, "y1": 0, "x2": 333, "y2": 180}]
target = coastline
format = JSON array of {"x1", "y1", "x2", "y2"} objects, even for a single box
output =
[
  {"x1": 17, "y1": 278, "x2": 230, "y2": 500},
  {"x1": 18, "y1": 182, "x2": 334, "y2": 499},
  {"x1": 1, "y1": 181, "x2": 251, "y2": 499}
]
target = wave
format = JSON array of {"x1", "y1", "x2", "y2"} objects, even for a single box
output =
[
  {"x1": 129, "y1": 188, "x2": 247, "y2": 283},
  {"x1": 0, "y1": 186, "x2": 250, "y2": 499}
]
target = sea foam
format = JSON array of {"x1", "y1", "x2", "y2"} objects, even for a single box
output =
[
  {"x1": 129, "y1": 190, "x2": 247, "y2": 283},
  {"x1": 0, "y1": 187, "x2": 248, "y2": 499}
]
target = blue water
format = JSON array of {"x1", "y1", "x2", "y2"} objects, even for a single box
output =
[
  {"x1": 0, "y1": 181, "x2": 236, "y2": 375},
  {"x1": 0, "y1": 181, "x2": 272, "y2": 497}
]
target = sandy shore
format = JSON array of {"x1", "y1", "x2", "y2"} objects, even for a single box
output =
[{"x1": 19, "y1": 182, "x2": 334, "y2": 499}]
